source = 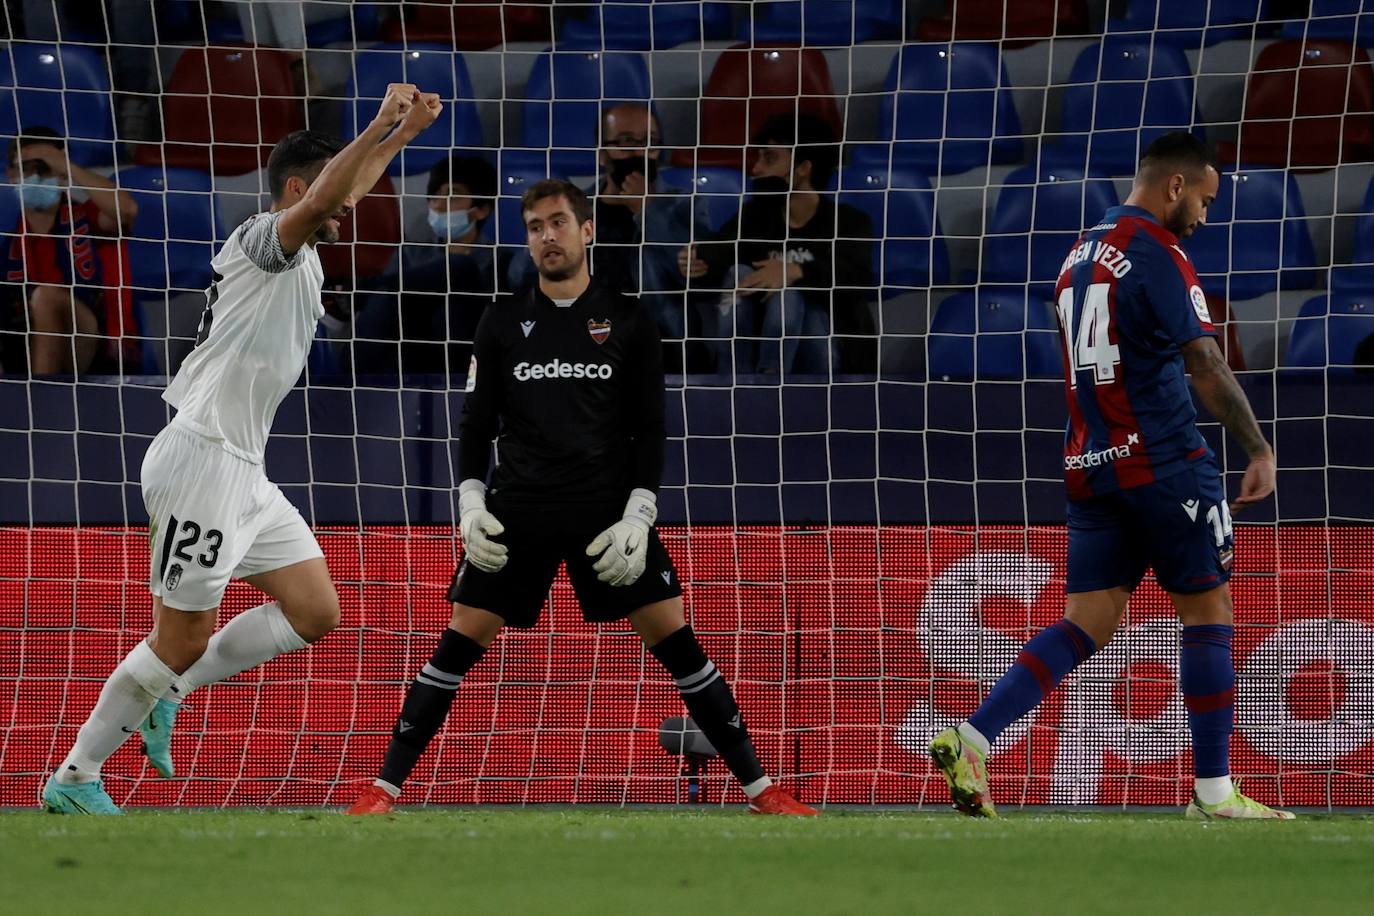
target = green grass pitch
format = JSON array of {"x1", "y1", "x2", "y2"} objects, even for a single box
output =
[{"x1": 3, "y1": 808, "x2": 1371, "y2": 915}]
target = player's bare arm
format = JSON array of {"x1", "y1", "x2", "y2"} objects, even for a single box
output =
[
  {"x1": 1182, "y1": 335, "x2": 1276, "y2": 512},
  {"x1": 276, "y1": 82, "x2": 440, "y2": 255}
]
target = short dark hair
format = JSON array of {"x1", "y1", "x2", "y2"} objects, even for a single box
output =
[
  {"x1": 428, "y1": 154, "x2": 497, "y2": 205},
  {"x1": 1138, "y1": 132, "x2": 1214, "y2": 178},
  {"x1": 752, "y1": 113, "x2": 840, "y2": 190},
  {"x1": 266, "y1": 130, "x2": 346, "y2": 200},
  {"x1": 520, "y1": 178, "x2": 592, "y2": 225},
  {"x1": 8, "y1": 125, "x2": 63, "y2": 167}
]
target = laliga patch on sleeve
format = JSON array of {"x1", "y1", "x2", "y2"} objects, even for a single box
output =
[
  {"x1": 464, "y1": 355, "x2": 478, "y2": 393},
  {"x1": 1189, "y1": 285, "x2": 1211, "y2": 324}
]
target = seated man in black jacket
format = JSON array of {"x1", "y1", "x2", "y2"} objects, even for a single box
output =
[
  {"x1": 679, "y1": 113, "x2": 875, "y2": 376},
  {"x1": 354, "y1": 154, "x2": 501, "y2": 377}
]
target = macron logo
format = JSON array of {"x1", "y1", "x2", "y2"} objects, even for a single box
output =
[
  {"x1": 1181, "y1": 499, "x2": 1200, "y2": 522},
  {"x1": 521, "y1": 320, "x2": 535, "y2": 338}
]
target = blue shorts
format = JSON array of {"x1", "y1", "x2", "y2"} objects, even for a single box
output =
[{"x1": 1066, "y1": 460, "x2": 1234, "y2": 595}]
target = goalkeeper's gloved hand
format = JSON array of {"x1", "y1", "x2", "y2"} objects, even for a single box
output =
[
  {"x1": 586, "y1": 489, "x2": 658, "y2": 586},
  {"x1": 458, "y1": 479, "x2": 508, "y2": 573}
]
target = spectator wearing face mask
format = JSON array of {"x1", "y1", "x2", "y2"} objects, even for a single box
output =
[
  {"x1": 680, "y1": 114, "x2": 876, "y2": 377},
  {"x1": 1, "y1": 126, "x2": 137, "y2": 375},
  {"x1": 353, "y1": 154, "x2": 502, "y2": 377}
]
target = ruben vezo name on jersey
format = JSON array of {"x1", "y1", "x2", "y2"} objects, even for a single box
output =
[
  {"x1": 1059, "y1": 240, "x2": 1134, "y2": 279},
  {"x1": 512, "y1": 359, "x2": 614, "y2": 381},
  {"x1": 1064, "y1": 443, "x2": 1133, "y2": 470}
]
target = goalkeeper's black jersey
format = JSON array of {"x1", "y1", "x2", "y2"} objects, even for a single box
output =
[{"x1": 457, "y1": 275, "x2": 665, "y2": 505}]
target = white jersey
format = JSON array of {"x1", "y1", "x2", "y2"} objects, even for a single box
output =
[{"x1": 163, "y1": 210, "x2": 325, "y2": 463}]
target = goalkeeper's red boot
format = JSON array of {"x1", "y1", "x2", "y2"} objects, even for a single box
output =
[
  {"x1": 748, "y1": 785, "x2": 818, "y2": 816},
  {"x1": 345, "y1": 785, "x2": 396, "y2": 815}
]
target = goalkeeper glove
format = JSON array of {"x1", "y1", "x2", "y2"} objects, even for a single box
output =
[
  {"x1": 586, "y1": 489, "x2": 657, "y2": 586},
  {"x1": 458, "y1": 479, "x2": 508, "y2": 573}
]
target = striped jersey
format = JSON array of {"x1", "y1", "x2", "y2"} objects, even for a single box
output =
[
  {"x1": 1053, "y1": 204, "x2": 1217, "y2": 501},
  {"x1": 163, "y1": 210, "x2": 325, "y2": 464}
]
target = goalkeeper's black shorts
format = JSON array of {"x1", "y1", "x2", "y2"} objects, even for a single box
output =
[{"x1": 446, "y1": 497, "x2": 682, "y2": 629}]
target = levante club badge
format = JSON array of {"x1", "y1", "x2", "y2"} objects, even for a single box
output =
[{"x1": 588, "y1": 319, "x2": 611, "y2": 344}]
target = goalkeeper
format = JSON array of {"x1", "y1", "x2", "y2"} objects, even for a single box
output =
[{"x1": 348, "y1": 179, "x2": 814, "y2": 816}]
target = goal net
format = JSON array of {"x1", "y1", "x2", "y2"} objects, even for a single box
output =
[{"x1": 1, "y1": 0, "x2": 1372, "y2": 809}]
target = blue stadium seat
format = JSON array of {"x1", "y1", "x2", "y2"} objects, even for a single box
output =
[
  {"x1": 117, "y1": 166, "x2": 221, "y2": 296},
  {"x1": 741, "y1": 0, "x2": 904, "y2": 45},
  {"x1": 838, "y1": 162, "x2": 950, "y2": 291},
  {"x1": 493, "y1": 149, "x2": 555, "y2": 247},
  {"x1": 1284, "y1": 292, "x2": 1374, "y2": 372},
  {"x1": 1332, "y1": 179, "x2": 1374, "y2": 292},
  {"x1": 1108, "y1": 0, "x2": 1265, "y2": 48},
  {"x1": 1182, "y1": 168, "x2": 1317, "y2": 301},
  {"x1": 559, "y1": 2, "x2": 734, "y2": 50},
  {"x1": 1043, "y1": 38, "x2": 1201, "y2": 176},
  {"x1": 928, "y1": 285, "x2": 1064, "y2": 380},
  {"x1": 344, "y1": 44, "x2": 484, "y2": 176},
  {"x1": 657, "y1": 165, "x2": 744, "y2": 233},
  {"x1": 522, "y1": 50, "x2": 653, "y2": 178},
  {"x1": 871, "y1": 42, "x2": 1022, "y2": 176},
  {"x1": 981, "y1": 166, "x2": 1121, "y2": 297},
  {"x1": 0, "y1": 44, "x2": 115, "y2": 167},
  {"x1": 1281, "y1": 1, "x2": 1374, "y2": 47}
]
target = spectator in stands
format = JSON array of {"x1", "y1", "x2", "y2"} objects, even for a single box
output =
[
  {"x1": 680, "y1": 113, "x2": 876, "y2": 376},
  {"x1": 353, "y1": 154, "x2": 500, "y2": 376},
  {"x1": 1, "y1": 127, "x2": 136, "y2": 375},
  {"x1": 592, "y1": 102, "x2": 699, "y2": 370}
]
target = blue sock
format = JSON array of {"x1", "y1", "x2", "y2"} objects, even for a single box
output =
[
  {"x1": 967, "y1": 619, "x2": 1096, "y2": 748},
  {"x1": 1180, "y1": 624, "x2": 1235, "y2": 779}
]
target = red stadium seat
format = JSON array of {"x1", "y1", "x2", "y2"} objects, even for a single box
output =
[
  {"x1": 916, "y1": 0, "x2": 1090, "y2": 42},
  {"x1": 1206, "y1": 295, "x2": 1247, "y2": 372},
  {"x1": 1217, "y1": 40, "x2": 1374, "y2": 168},
  {"x1": 318, "y1": 174, "x2": 401, "y2": 290},
  {"x1": 136, "y1": 46, "x2": 303, "y2": 175},
  {"x1": 677, "y1": 44, "x2": 842, "y2": 169},
  {"x1": 379, "y1": 1, "x2": 552, "y2": 50}
]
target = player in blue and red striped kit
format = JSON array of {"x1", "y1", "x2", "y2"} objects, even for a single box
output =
[{"x1": 930, "y1": 133, "x2": 1293, "y2": 820}]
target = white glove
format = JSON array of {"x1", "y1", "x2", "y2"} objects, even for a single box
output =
[
  {"x1": 458, "y1": 479, "x2": 508, "y2": 573},
  {"x1": 586, "y1": 489, "x2": 657, "y2": 586}
]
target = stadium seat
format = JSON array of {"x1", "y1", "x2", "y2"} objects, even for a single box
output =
[
  {"x1": 981, "y1": 166, "x2": 1121, "y2": 297},
  {"x1": 838, "y1": 162, "x2": 950, "y2": 291},
  {"x1": 344, "y1": 45, "x2": 484, "y2": 177},
  {"x1": 521, "y1": 51, "x2": 653, "y2": 178},
  {"x1": 136, "y1": 46, "x2": 302, "y2": 175},
  {"x1": 1108, "y1": 0, "x2": 1265, "y2": 48},
  {"x1": 740, "y1": 0, "x2": 904, "y2": 46},
  {"x1": 117, "y1": 166, "x2": 221, "y2": 297},
  {"x1": 1331, "y1": 179, "x2": 1374, "y2": 292},
  {"x1": 868, "y1": 42, "x2": 1022, "y2": 176},
  {"x1": 559, "y1": 2, "x2": 734, "y2": 50},
  {"x1": 1284, "y1": 292, "x2": 1374, "y2": 372},
  {"x1": 1042, "y1": 38, "x2": 1202, "y2": 176},
  {"x1": 927, "y1": 285, "x2": 1064, "y2": 380},
  {"x1": 682, "y1": 44, "x2": 843, "y2": 169},
  {"x1": 493, "y1": 149, "x2": 556, "y2": 247},
  {"x1": 1182, "y1": 168, "x2": 1318, "y2": 301},
  {"x1": 1216, "y1": 39, "x2": 1374, "y2": 169},
  {"x1": 379, "y1": 1, "x2": 551, "y2": 50},
  {"x1": 1205, "y1": 294, "x2": 1247, "y2": 372},
  {"x1": 0, "y1": 44, "x2": 116, "y2": 167},
  {"x1": 1281, "y1": 0, "x2": 1374, "y2": 48},
  {"x1": 916, "y1": 0, "x2": 1090, "y2": 42},
  {"x1": 656, "y1": 165, "x2": 745, "y2": 233},
  {"x1": 317, "y1": 174, "x2": 401, "y2": 291}
]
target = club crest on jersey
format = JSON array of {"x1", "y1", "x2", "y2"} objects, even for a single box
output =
[
  {"x1": 165, "y1": 563, "x2": 183, "y2": 592},
  {"x1": 587, "y1": 319, "x2": 611, "y2": 345}
]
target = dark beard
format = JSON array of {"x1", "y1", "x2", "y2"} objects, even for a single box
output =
[
  {"x1": 314, "y1": 221, "x2": 340, "y2": 244},
  {"x1": 538, "y1": 253, "x2": 582, "y2": 282}
]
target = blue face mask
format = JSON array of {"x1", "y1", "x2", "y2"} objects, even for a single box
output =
[
  {"x1": 20, "y1": 174, "x2": 61, "y2": 211},
  {"x1": 429, "y1": 207, "x2": 475, "y2": 241}
]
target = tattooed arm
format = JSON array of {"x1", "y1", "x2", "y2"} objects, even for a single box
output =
[{"x1": 1182, "y1": 336, "x2": 1275, "y2": 513}]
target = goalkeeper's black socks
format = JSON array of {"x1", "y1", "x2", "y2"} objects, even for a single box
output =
[
  {"x1": 650, "y1": 625, "x2": 769, "y2": 793},
  {"x1": 376, "y1": 627, "x2": 487, "y2": 794}
]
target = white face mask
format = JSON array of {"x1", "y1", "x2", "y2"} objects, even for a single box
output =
[{"x1": 429, "y1": 207, "x2": 475, "y2": 240}]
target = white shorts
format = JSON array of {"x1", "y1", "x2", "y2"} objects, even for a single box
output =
[{"x1": 141, "y1": 422, "x2": 324, "y2": 611}]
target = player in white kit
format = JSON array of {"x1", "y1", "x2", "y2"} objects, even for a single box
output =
[{"x1": 41, "y1": 83, "x2": 442, "y2": 814}]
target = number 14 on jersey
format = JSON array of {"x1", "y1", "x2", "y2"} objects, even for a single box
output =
[{"x1": 1057, "y1": 283, "x2": 1121, "y2": 387}]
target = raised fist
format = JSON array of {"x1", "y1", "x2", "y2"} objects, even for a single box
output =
[{"x1": 373, "y1": 82, "x2": 418, "y2": 129}]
